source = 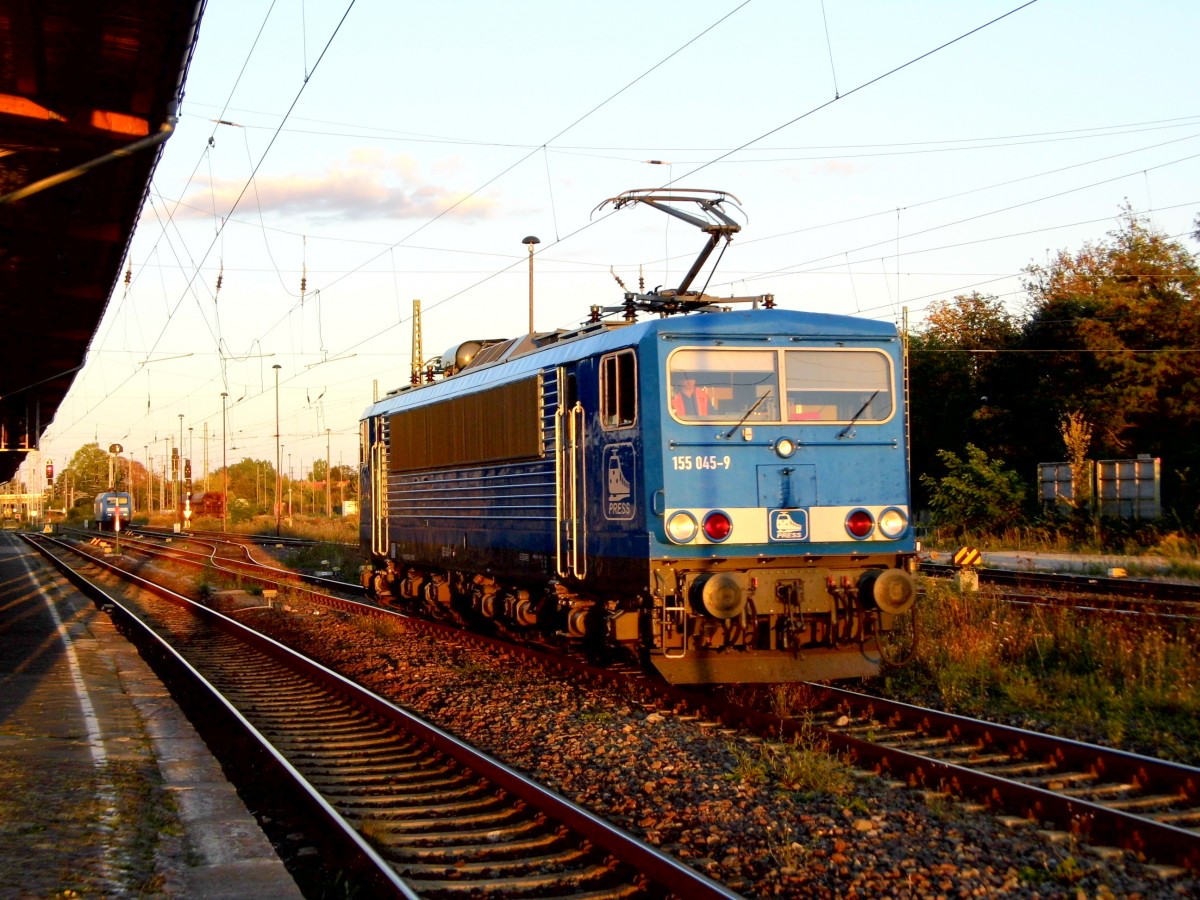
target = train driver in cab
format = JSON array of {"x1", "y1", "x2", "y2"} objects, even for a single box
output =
[{"x1": 671, "y1": 373, "x2": 709, "y2": 419}]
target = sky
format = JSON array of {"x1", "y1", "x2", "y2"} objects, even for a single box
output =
[{"x1": 25, "y1": 0, "x2": 1200, "y2": 491}]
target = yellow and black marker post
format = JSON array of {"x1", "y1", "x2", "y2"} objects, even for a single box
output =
[{"x1": 953, "y1": 546, "x2": 982, "y2": 591}]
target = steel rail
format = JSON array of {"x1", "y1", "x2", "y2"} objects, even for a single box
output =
[
  {"x1": 23, "y1": 533, "x2": 418, "y2": 898},
  {"x1": 25, "y1": 533, "x2": 743, "y2": 899}
]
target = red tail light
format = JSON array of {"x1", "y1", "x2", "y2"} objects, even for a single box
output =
[
  {"x1": 703, "y1": 510, "x2": 733, "y2": 542},
  {"x1": 846, "y1": 509, "x2": 874, "y2": 539}
]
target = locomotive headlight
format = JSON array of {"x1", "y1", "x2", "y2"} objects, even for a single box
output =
[
  {"x1": 845, "y1": 509, "x2": 875, "y2": 539},
  {"x1": 666, "y1": 511, "x2": 699, "y2": 543},
  {"x1": 878, "y1": 507, "x2": 908, "y2": 539},
  {"x1": 774, "y1": 438, "x2": 796, "y2": 459}
]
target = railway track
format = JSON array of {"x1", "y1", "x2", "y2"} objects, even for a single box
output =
[
  {"x1": 129, "y1": 524, "x2": 352, "y2": 551},
  {"x1": 25, "y1": 533, "x2": 740, "y2": 899},
  {"x1": 922, "y1": 560, "x2": 1200, "y2": 608},
  {"x1": 59, "y1": 529, "x2": 1200, "y2": 874},
  {"x1": 793, "y1": 685, "x2": 1200, "y2": 872}
]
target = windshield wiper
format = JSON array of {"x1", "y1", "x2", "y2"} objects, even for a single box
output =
[
  {"x1": 837, "y1": 390, "x2": 880, "y2": 439},
  {"x1": 721, "y1": 389, "x2": 771, "y2": 439}
]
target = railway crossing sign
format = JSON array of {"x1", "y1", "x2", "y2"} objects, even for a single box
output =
[{"x1": 953, "y1": 546, "x2": 982, "y2": 568}]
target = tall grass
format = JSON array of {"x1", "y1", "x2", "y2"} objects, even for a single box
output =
[
  {"x1": 882, "y1": 578, "x2": 1200, "y2": 763},
  {"x1": 928, "y1": 524, "x2": 1200, "y2": 560}
]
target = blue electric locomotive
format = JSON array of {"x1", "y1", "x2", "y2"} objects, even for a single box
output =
[
  {"x1": 93, "y1": 491, "x2": 133, "y2": 531},
  {"x1": 360, "y1": 190, "x2": 917, "y2": 683}
]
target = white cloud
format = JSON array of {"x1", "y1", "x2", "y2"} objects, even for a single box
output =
[{"x1": 182, "y1": 152, "x2": 496, "y2": 223}]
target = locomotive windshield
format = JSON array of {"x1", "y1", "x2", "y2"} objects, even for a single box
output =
[{"x1": 667, "y1": 347, "x2": 892, "y2": 424}]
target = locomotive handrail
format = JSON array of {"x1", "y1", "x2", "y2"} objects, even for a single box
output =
[{"x1": 554, "y1": 398, "x2": 587, "y2": 579}]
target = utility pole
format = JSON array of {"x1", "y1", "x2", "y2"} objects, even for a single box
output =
[
  {"x1": 273, "y1": 364, "x2": 282, "y2": 536},
  {"x1": 221, "y1": 392, "x2": 228, "y2": 532},
  {"x1": 325, "y1": 428, "x2": 332, "y2": 517}
]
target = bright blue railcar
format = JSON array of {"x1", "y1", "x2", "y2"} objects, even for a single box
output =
[
  {"x1": 93, "y1": 491, "x2": 132, "y2": 531},
  {"x1": 360, "y1": 190, "x2": 917, "y2": 683}
]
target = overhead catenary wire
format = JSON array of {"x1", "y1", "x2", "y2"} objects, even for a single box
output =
[
  {"x1": 258, "y1": 0, "x2": 1053, "y2": 364},
  {"x1": 44, "y1": 2, "x2": 360, "y2": 447},
  {"x1": 43, "y1": 0, "x2": 1200, "y2": 472}
]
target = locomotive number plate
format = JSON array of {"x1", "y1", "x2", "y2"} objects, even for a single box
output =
[{"x1": 672, "y1": 454, "x2": 732, "y2": 471}]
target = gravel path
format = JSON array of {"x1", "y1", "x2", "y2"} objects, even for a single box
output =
[{"x1": 238, "y1": 602, "x2": 1198, "y2": 899}]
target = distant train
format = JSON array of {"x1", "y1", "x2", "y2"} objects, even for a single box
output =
[
  {"x1": 190, "y1": 491, "x2": 226, "y2": 517},
  {"x1": 359, "y1": 190, "x2": 918, "y2": 684},
  {"x1": 93, "y1": 491, "x2": 133, "y2": 531}
]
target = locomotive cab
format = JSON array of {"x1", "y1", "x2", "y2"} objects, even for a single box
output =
[{"x1": 642, "y1": 329, "x2": 917, "y2": 682}]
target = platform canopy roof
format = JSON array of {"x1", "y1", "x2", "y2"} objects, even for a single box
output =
[{"x1": 0, "y1": 0, "x2": 207, "y2": 485}]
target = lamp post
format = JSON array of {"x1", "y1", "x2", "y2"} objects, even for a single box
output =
[
  {"x1": 523, "y1": 235, "x2": 540, "y2": 335},
  {"x1": 273, "y1": 364, "x2": 282, "y2": 536},
  {"x1": 220, "y1": 392, "x2": 228, "y2": 532},
  {"x1": 108, "y1": 443, "x2": 124, "y2": 549}
]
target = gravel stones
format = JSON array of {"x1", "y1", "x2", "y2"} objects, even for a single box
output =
[{"x1": 242, "y1": 606, "x2": 1198, "y2": 899}]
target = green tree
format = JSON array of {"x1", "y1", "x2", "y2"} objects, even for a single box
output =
[
  {"x1": 908, "y1": 292, "x2": 1021, "y2": 504},
  {"x1": 1013, "y1": 208, "x2": 1200, "y2": 523},
  {"x1": 61, "y1": 443, "x2": 111, "y2": 499},
  {"x1": 919, "y1": 444, "x2": 1026, "y2": 535},
  {"x1": 217, "y1": 458, "x2": 277, "y2": 515},
  {"x1": 330, "y1": 464, "x2": 358, "y2": 501}
]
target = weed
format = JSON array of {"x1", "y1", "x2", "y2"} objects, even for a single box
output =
[
  {"x1": 763, "y1": 821, "x2": 808, "y2": 869},
  {"x1": 357, "y1": 818, "x2": 390, "y2": 848},
  {"x1": 771, "y1": 734, "x2": 853, "y2": 796},
  {"x1": 726, "y1": 742, "x2": 770, "y2": 784},
  {"x1": 725, "y1": 732, "x2": 854, "y2": 796},
  {"x1": 767, "y1": 683, "x2": 817, "y2": 718},
  {"x1": 884, "y1": 576, "x2": 1200, "y2": 764},
  {"x1": 1020, "y1": 855, "x2": 1086, "y2": 887},
  {"x1": 576, "y1": 707, "x2": 614, "y2": 724},
  {"x1": 922, "y1": 791, "x2": 957, "y2": 822},
  {"x1": 365, "y1": 615, "x2": 407, "y2": 639}
]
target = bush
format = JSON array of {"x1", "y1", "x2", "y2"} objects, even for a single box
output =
[{"x1": 920, "y1": 444, "x2": 1026, "y2": 537}]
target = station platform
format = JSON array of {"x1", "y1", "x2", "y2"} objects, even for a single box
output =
[{"x1": 0, "y1": 533, "x2": 303, "y2": 898}]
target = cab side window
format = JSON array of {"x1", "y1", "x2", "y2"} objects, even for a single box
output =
[{"x1": 600, "y1": 351, "x2": 637, "y2": 429}]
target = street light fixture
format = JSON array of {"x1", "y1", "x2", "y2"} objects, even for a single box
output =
[{"x1": 523, "y1": 235, "x2": 540, "y2": 335}]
